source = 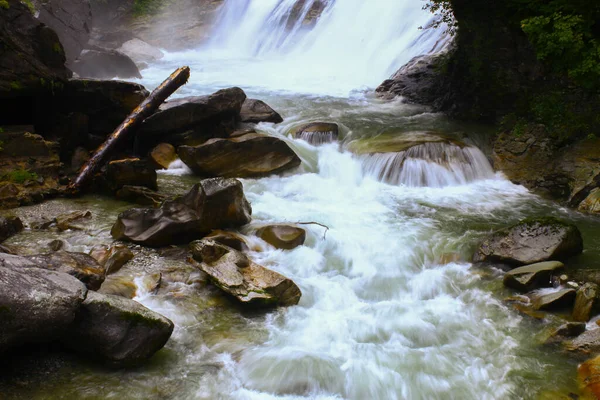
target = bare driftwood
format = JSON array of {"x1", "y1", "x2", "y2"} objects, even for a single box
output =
[
  {"x1": 296, "y1": 221, "x2": 330, "y2": 240},
  {"x1": 68, "y1": 66, "x2": 191, "y2": 194}
]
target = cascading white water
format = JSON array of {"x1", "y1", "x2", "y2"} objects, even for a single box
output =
[{"x1": 361, "y1": 143, "x2": 496, "y2": 187}]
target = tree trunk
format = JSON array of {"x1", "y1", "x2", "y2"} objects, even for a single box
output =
[{"x1": 67, "y1": 66, "x2": 191, "y2": 194}]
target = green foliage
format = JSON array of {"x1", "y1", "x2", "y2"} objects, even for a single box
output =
[
  {"x1": 422, "y1": 0, "x2": 457, "y2": 34},
  {"x1": 132, "y1": 0, "x2": 162, "y2": 16},
  {"x1": 52, "y1": 42, "x2": 63, "y2": 54},
  {"x1": 9, "y1": 81, "x2": 23, "y2": 91},
  {"x1": 0, "y1": 141, "x2": 4, "y2": 152},
  {"x1": 522, "y1": 13, "x2": 600, "y2": 86},
  {"x1": 0, "y1": 0, "x2": 9, "y2": 9},
  {"x1": 3, "y1": 169, "x2": 38, "y2": 184},
  {"x1": 21, "y1": 0, "x2": 34, "y2": 14}
]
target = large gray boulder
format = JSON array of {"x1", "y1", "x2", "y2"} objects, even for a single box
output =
[
  {"x1": 63, "y1": 291, "x2": 174, "y2": 366},
  {"x1": 71, "y1": 48, "x2": 142, "y2": 80},
  {"x1": 0, "y1": 266, "x2": 87, "y2": 352},
  {"x1": 36, "y1": 0, "x2": 93, "y2": 66},
  {"x1": 473, "y1": 218, "x2": 583, "y2": 266},
  {"x1": 112, "y1": 178, "x2": 252, "y2": 247},
  {"x1": 0, "y1": 252, "x2": 105, "y2": 290},
  {"x1": 178, "y1": 132, "x2": 301, "y2": 178},
  {"x1": 190, "y1": 239, "x2": 301, "y2": 308}
]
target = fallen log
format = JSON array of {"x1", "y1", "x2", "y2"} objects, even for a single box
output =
[{"x1": 67, "y1": 66, "x2": 191, "y2": 195}]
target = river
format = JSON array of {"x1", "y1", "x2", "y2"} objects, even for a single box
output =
[{"x1": 3, "y1": 0, "x2": 600, "y2": 399}]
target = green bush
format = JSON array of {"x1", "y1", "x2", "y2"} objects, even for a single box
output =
[{"x1": 3, "y1": 170, "x2": 38, "y2": 184}]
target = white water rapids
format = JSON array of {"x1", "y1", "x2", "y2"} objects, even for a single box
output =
[{"x1": 24, "y1": 0, "x2": 583, "y2": 399}]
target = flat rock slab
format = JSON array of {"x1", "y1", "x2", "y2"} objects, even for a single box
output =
[
  {"x1": 0, "y1": 266, "x2": 87, "y2": 352},
  {"x1": 191, "y1": 239, "x2": 301, "y2": 308},
  {"x1": 178, "y1": 133, "x2": 301, "y2": 178},
  {"x1": 63, "y1": 291, "x2": 174, "y2": 366},
  {"x1": 474, "y1": 217, "x2": 583, "y2": 266},
  {"x1": 503, "y1": 261, "x2": 565, "y2": 292}
]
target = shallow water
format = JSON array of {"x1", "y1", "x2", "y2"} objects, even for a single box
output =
[{"x1": 4, "y1": 0, "x2": 600, "y2": 399}]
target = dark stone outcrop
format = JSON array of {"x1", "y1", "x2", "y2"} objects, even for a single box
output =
[
  {"x1": 102, "y1": 158, "x2": 158, "y2": 192},
  {"x1": 62, "y1": 291, "x2": 174, "y2": 366},
  {"x1": 503, "y1": 261, "x2": 565, "y2": 292},
  {"x1": 111, "y1": 178, "x2": 252, "y2": 247},
  {"x1": 35, "y1": 0, "x2": 93, "y2": 66},
  {"x1": 139, "y1": 87, "x2": 247, "y2": 147},
  {"x1": 0, "y1": 265, "x2": 87, "y2": 352},
  {"x1": 473, "y1": 218, "x2": 583, "y2": 266},
  {"x1": 178, "y1": 133, "x2": 301, "y2": 178},
  {"x1": 240, "y1": 99, "x2": 283, "y2": 124},
  {"x1": 89, "y1": 244, "x2": 134, "y2": 275},
  {"x1": 0, "y1": 217, "x2": 24, "y2": 243},
  {"x1": 532, "y1": 288, "x2": 576, "y2": 311},
  {"x1": 190, "y1": 239, "x2": 301, "y2": 308}
]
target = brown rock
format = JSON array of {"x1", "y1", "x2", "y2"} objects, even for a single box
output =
[
  {"x1": 190, "y1": 239, "x2": 301, "y2": 308},
  {"x1": 579, "y1": 355, "x2": 600, "y2": 400},
  {"x1": 573, "y1": 283, "x2": 600, "y2": 322},
  {"x1": 115, "y1": 185, "x2": 169, "y2": 207},
  {"x1": 257, "y1": 225, "x2": 306, "y2": 250},
  {"x1": 206, "y1": 230, "x2": 249, "y2": 252},
  {"x1": 150, "y1": 143, "x2": 177, "y2": 169},
  {"x1": 0, "y1": 216, "x2": 24, "y2": 243},
  {"x1": 55, "y1": 210, "x2": 92, "y2": 231},
  {"x1": 178, "y1": 132, "x2": 301, "y2": 178},
  {"x1": 104, "y1": 158, "x2": 158, "y2": 192},
  {"x1": 532, "y1": 288, "x2": 576, "y2": 311},
  {"x1": 502, "y1": 261, "x2": 565, "y2": 292},
  {"x1": 240, "y1": 99, "x2": 283, "y2": 124},
  {"x1": 89, "y1": 244, "x2": 134, "y2": 275},
  {"x1": 294, "y1": 122, "x2": 339, "y2": 145}
]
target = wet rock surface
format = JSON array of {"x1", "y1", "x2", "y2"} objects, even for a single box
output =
[
  {"x1": 190, "y1": 239, "x2": 301, "y2": 308},
  {"x1": 293, "y1": 122, "x2": 339, "y2": 145},
  {"x1": 178, "y1": 132, "x2": 301, "y2": 178},
  {"x1": 112, "y1": 179, "x2": 252, "y2": 247},
  {"x1": 473, "y1": 217, "x2": 583, "y2": 266},
  {"x1": 256, "y1": 225, "x2": 306, "y2": 250},
  {"x1": 240, "y1": 99, "x2": 283, "y2": 124},
  {"x1": 0, "y1": 216, "x2": 24, "y2": 243},
  {"x1": 503, "y1": 261, "x2": 565, "y2": 292},
  {"x1": 71, "y1": 49, "x2": 142, "y2": 80}
]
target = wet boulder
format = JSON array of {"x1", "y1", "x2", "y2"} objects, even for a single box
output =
[
  {"x1": 503, "y1": 261, "x2": 565, "y2": 292},
  {"x1": 63, "y1": 291, "x2": 174, "y2": 366},
  {"x1": 190, "y1": 239, "x2": 301, "y2": 308},
  {"x1": 117, "y1": 38, "x2": 164, "y2": 65},
  {"x1": 578, "y1": 355, "x2": 600, "y2": 399},
  {"x1": 473, "y1": 218, "x2": 583, "y2": 266},
  {"x1": 20, "y1": 252, "x2": 106, "y2": 290},
  {"x1": 579, "y1": 188, "x2": 600, "y2": 214},
  {"x1": 566, "y1": 328, "x2": 600, "y2": 356},
  {"x1": 103, "y1": 158, "x2": 158, "y2": 192},
  {"x1": 0, "y1": 216, "x2": 24, "y2": 243},
  {"x1": 256, "y1": 225, "x2": 306, "y2": 250},
  {"x1": 71, "y1": 48, "x2": 142, "y2": 80},
  {"x1": 112, "y1": 178, "x2": 252, "y2": 247},
  {"x1": 240, "y1": 99, "x2": 283, "y2": 124},
  {"x1": 205, "y1": 230, "x2": 249, "y2": 252},
  {"x1": 55, "y1": 210, "x2": 92, "y2": 231},
  {"x1": 294, "y1": 122, "x2": 339, "y2": 145},
  {"x1": 573, "y1": 283, "x2": 600, "y2": 322},
  {"x1": 139, "y1": 87, "x2": 247, "y2": 146},
  {"x1": 89, "y1": 244, "x2": 134, "y2": 275},
  {"x1": 0, "y1": 266, "x2": 87, "y2": 352},
  {"x1": 150, "y1": 143, "x2": 178, "y2": 170},
  {"x1": 178, "y1": 132, "x2": 301, "y2": 178}
]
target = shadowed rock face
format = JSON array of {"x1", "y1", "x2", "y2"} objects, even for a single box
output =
[
  {"x1": 112, "y1": 178, "x2": 252, "y2": 247},
  {"x1": 70, "y1": 49, "x2": 142, "y2": 80},
  {"x1": 473, "y1": 217, "x2": 583, "y2": 266},
  {"x1": 0, "y1": 265, "x2": 87, "y2": 352},
  {"x1": 190, "y1": 239, "x2": 301, "y2": 308},
  {"x1": 178, "y1": 133, "x2": 301, "y2": 178},
  {"x1": 240, "y1": 99, "x2": 283, "y2": 124},
  {"x1": 0, "y1": 217, "x2": 24, "y2": 243},
  {"x1": 62, "y1": 291, "x2": 174, "y2": 367}
]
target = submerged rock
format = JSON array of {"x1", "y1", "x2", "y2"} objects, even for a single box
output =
[
  {"x1": 115, "y1": 185, "x2": 168, "y2": 207},
  {"x1": 256, "y1": 225, "x2": 306, "y2": 250},
  {"x1": 178, "y1": 132, "x2": 301, "y2": 178},
  {"x1": 503, "y1": 261, "x2": 565, "y2": 292},
  {"x1": 190, "y1": 239, "x2": 301, "y2": 308},
  {"x1": 473, "y1": 217, "x2": 583, "y2": 266},
  {"x1": 0, "y1": 266, "x2": 87, "y2": 353},
  {"x1": 240, "y1": 99, "x2": 283, "y2": 124},
  {"x1": 55, "y1": 210, "x2": 92, "y2": 231},
  {"x1": 573, "y1": 283, "x2": 600, "y2": 322},
  {"x1": 63, "y1": 291, "x2": 174, "y2": 366},
  {"x1": 0, "y1": 216, "x2": 24, "y2": 243},
  {"x1": 294, "y1": 122, "x2": 338, "y2": 145},
  {"x1": 112, "y1": 178, "x2": 252, "y2": 247}
]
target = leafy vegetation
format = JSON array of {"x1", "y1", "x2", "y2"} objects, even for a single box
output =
[
  {"x1": 2, "y1": 169, "x2": 38, "y2": 184},
  {"x1": 21, "y1": 0, "x2": 35, "y2": 14},
  {"x1": 0, "y1": 0, "x2": 9, "y2": 9},
  {"x1": 132, "y1": 0, "x2": 162, "y2": 16}
]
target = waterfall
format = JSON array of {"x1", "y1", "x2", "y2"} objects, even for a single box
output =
[
  {"x1": 360, "y1": 142, "x2": 495, "y2": 187},
  {"x1": 198, "y1": 0, "x2": 449, "y2": 94}
]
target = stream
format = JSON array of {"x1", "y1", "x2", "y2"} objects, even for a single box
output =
[{"x1": 3, "y1": 0, "x2": 600, "y2": 399}]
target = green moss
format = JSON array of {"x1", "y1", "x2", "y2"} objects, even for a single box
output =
[
  {"x1": 0, "y1": 0, "x2": 9, "y2": 9},
  {"x1": 518, "y1": 216, "x2": 573, "y2": 229},
  {"x1": 132, "y1": 0, "x2": 162, "y2": 16},
  {"x1": 21, "y1": 0, "x2": 35, "y2": 14},
  {"x1": 2, "y1": 169, "x2": 38, "y2": 184},
  {"x1": 9, "y1": 81, "x2": 23, "y2": 91},
  {"x1": 52, "y1": 42, "x2": 63, "y2": 54},
  {"x1": 0, "y1": 140, "x2": 4, "y2": 152},
  {"x1": 119, "y1": 310, "x2": 163, "y2": 328}
]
